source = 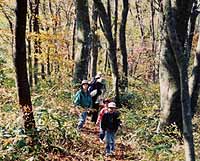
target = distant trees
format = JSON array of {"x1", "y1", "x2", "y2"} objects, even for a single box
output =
[
  {"x1": 0, "y1": 0, "x2": 163, "y2": 87},
  {"x1": 14, "y1": 0, "x2": 36, "y2": 136}
]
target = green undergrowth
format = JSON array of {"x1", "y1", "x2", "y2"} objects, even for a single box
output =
[{"x1": 0, "y1": 76, "x2": 200, "y2": 160}]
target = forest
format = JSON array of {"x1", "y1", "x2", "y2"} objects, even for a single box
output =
[{"x1": 0, "y1": 0, "x2": 200, "y2": 160}]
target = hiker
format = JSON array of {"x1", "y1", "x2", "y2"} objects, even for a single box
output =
[
  {"x1": 96, "y1": 98, "x2": 111, "y2": 143},
  {"x1": 89, "y1": 78, "x2": 105, "y2": 123},
  {"x1": 101, "y1": 102, "x2": 121, "y2": 156},
  {"x1": 73, "y1": 80, "x2": 92, "y2": 130},
  {"x1": 89, "y1": 71, "x2": 106, "y2": 96}
]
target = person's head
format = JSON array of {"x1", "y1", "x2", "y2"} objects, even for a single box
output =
[
  {"x1": 103, "y1": 98, "x2": 111, "y2": 107},
  {"x1": 81, "y1": 80, "x2": 89, "y2": 91},
  {"x1": 108, "y1": 102, "x2": 117, "y2": 112}
]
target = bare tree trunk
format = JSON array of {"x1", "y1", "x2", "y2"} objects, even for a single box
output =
[
  {"x1": 28, "y1": 0, "x2": 33, "y2": 87},
  {"x1": 90, "y1": 2, "x2": 99, "y2": 77},
  {"x1": 47, "y1": 49, "x2": 51, "y2": 76},
  {"x1": 73, "y1": 0, "x2": 91, "y2": 83},
  {"x1": 49, "y1": 0, "x2": 59, "y2": 74},
  {"x1": 94, "y1": 0, "x2": 119, "y2": 104},
  {"x1": 28, "y1": 22, "x2": 33, "y2": 86},
  {"x1": 15, "y1": 0, "x2": 36, "y2": 136},
  {"x1": 189, "y1": 30, "x2": 200, "y2": 116},
  {"x1": 41, "y1": 0, "x2": 50, "y2": 76},
  {"x1": 104, "y1": 49, "x2": 109, "y2": 73},
  {"x1": 135, "y1": 0, "x2": 144, "y2": 45},
  {"x1": 150, "y1": 0, "x2": 157, "y2": 83},
  {"x1": 133, "y1": 52, "x2": 141, "y2": 76},
  {"x1": 33, "y1": 0, "x2": 40, "y2": 85},
  {"x1": 187, "y1": 1, "x2": 199, "y2": 116},
  {"x1": 159, "y1": 0, "x2": 195, "y2": 160},
  {"x1": 72, "y1": 16, "x2": 76, "y2": 60},
  {"x1": 119, "y1": 0, "x2": 129, "y2": 91},
  {"x1": 113, "y1": 0, "x2": 118, "y2": 50}
]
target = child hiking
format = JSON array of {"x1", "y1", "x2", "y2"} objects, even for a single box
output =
[
  {"x1": 96, "y1": 98, "x2": 111, "y2": 143},
  {"x1": 73, "y1": 80, "x2": 92, "y2": 131},
  {"x1": 101, "y1": 102, "x2": 121, "y2": 156}
]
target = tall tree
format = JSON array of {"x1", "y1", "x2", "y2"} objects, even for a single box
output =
[
  {"x1": 93, "y1": 0, "x2": 120, "y2": 104},
  {"x1": 113, "y1": 0, "x2": 118, "y2": 50},
  {"x1": 14, "y1": 0, "x2": 36, "y2": 136},
  {"x1": 189, "y1": 29, "x2": 200, "y2": 116},
  {"x1": 135, "y1": 0, "x2": 144, "y2": 45},
  {"x1": 28, "y1": 0, "x2": 33, "y2": 87},
  {"x1": 149, "y1": 0, "x2": 157, "y2": 82},
  {"x1": 119, "y1": 0, "x2": 129, "y2": 91},
  {"x1": 73, "y1": 0, "x2": 91, "y2": 83},
  {"x1": 188, "y1": 1, "x2": 200, "y2": 115},
  {"x1": 158, "y1": 0, "x2": 195, "y2": 160},
  {"x1": 33, "y1": 0, "x2": 40, "y2": 85},
  {"x1": 90, "y1": 2, "x2": 99, "y2": 77}
]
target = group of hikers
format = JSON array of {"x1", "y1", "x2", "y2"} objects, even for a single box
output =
[{"x1": 73, "y1": 72, "x2": 121, "y2": 157}]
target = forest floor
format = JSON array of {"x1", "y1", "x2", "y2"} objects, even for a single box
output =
[
  {"x1": 46, "y1": 110, "x2": 140, "y2": 161},
  {"x1": 1, "y1": 84, "x2": 200, "y2": 160}
]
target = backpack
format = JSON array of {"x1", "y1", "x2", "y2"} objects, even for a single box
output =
[{"x1": 88, "y1": 78, "x2": 97, "y2": 93}]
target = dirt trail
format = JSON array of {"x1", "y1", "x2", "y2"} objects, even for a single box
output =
[
  {"x1": 71, "y1": 118, "x2": 138, "y2": 161},
  {"x1": 48, "y1": 109, "x2": 140, "y2": 161}
]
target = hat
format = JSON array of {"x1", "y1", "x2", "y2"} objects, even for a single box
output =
[
  {"x1": 96, "y1": 78, "x2": 103, "y2": 84},
  {"x1": 81, "y1": 80, "x2": 88, "y2": 85},
  {"x1": 108, "y1": 102, "x2": 116, "y2": 108},
  {"x1": 95, "y1": 71, "x2": 102, "y2": 79}
]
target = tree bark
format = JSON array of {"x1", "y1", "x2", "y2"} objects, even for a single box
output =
[
  {"x1": 28, "y1": 0, "x2": 33, "y2": 87},
  {"x1": 135, "y1": 0, "x2": 144, "y2": 45},
  {"x1": 113, "y1": 0, "x2": 118, "y2": 50},
  {"x1": 159, "y1": 0, "x2": 195, "y2": 160},
  {"x1": 90, "y1": 2, "x2": 99, "y2": 77},
  {"x1": 150, "y1": 0, "x2": 157, "y2": 83},
  {"x1": 73, "y1": 0, "x2": 91, "y2": 83},
  {"x1": 33, "y1": 0, "x2": 40, "y2": 85},
  {"x1": 15, "y1": 0, "x2": 36, "y2": 136},
  {"x1": 41, "y1": 0, "x2": 51, "y2": 76},
  {"x1": 187, "y1": 1, "x2": 199, "y2": 116},
  {"x1": 72, "y1": 16, "x2": 76, "y2": 60},
  {"x1": 189, "y1": 32, "x2": 200, "y2": 116},
  {"x1": 119, "y1": 0, "x2": 129, "y2": 91},
  {"x1": 93, "y1": 0, "x2": 120, "y2": 104}
]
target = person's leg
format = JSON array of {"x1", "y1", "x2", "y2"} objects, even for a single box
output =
[
  {"x1": 91, "y1": 103, "x2": 99, "y2": 123},
  {"x1": 77, "y1": 111, "x2": 87, "y2": 129},
  {"x1": 105, "y1": 131, "x2": 111, "y2": 154},
  {"x1": 110, "y1": 132, "x2": 115, "y2": 152},
  {"x1": 99, "y1": 123, "x2": 104, "y2": 141}
]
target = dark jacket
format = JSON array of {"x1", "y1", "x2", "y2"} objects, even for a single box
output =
[
  {"x1": 90, "y1": 82, "x2": 103, "y2": 104},
  {"x1": 101, "y1": 111, "x2": 121, "y2": 133}
]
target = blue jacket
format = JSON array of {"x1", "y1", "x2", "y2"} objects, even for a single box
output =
[{"x1": 73, "y1": 89, "x2": 92, "y2": 108}]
